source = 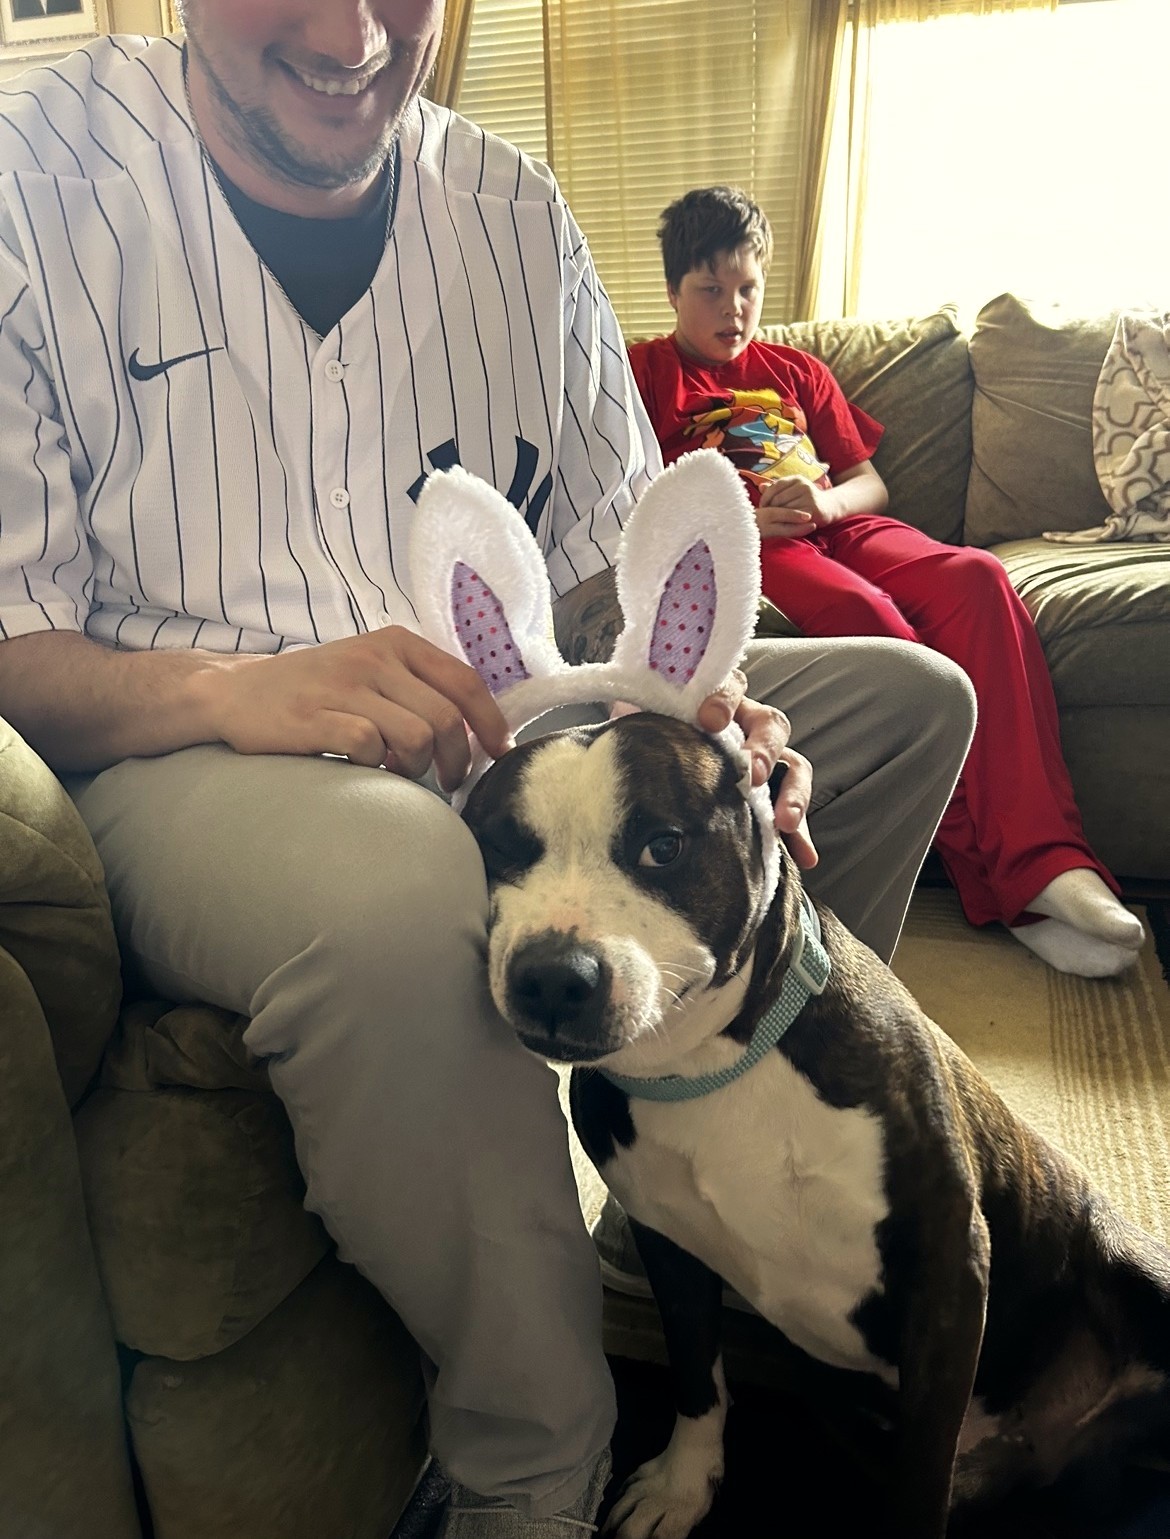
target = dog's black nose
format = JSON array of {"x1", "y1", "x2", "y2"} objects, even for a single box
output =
[{"x1": 508, "y1": 936, "x2": 608, "y2": 1040}]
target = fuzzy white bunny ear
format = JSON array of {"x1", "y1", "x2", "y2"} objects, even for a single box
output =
[
  {"x1": 411, "y1": 466, "x2": 567, "y2": 696},
  {"x1": 611, "y1": 451, "x2": 761, "y2": 714},
  {"x1": 411, "y1": 449, "x2": 761, "y2": 735}
]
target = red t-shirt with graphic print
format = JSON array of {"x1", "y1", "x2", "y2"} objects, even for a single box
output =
[{"x1": 628, "y1": 334, "x2": 883, "y2": 506}]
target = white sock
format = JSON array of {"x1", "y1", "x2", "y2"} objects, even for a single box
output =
[
  {"x1": 1008, "y1": 916, "x2": 1140, "y2": 978},
  {"x1": 1023, "y1": 868, "x2": 1145, "y2": 950}
]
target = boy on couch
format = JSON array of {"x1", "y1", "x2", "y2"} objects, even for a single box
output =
[{"x1": 629, "y1": 184, "x2": 1143, "y2": 978}]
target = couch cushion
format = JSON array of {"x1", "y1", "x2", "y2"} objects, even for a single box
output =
[
  {"x1": 1057, "y1": 707, "x2": 1170, "y2": 880},
  {"x1": 0, "y1": 717, "x2": 122, "y2": 1106},
  {"x1": 760, "y1": 307, "x2": 973, "y2": 544},
  {"x1": 75, "y1": 1081, "x2": 329, "y2": 1360},
  {"x1": 102, "y1": 999, "x2": 270, "y2": 1096},
  {"x1": 0, "y1": 950, "x2": 142, "y2": 1539},
  {"x1": 994, "y1": 539, "x2": 1170, "y2": 710},
  {"x1": 127, "y1": 1257, "x2": 425, "y2": 1539},
  {"x1": 966, "y1": 294, "x2": 1119, "y2": 547}
]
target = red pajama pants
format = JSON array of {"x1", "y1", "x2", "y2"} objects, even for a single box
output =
[{"x1": 759, "y1": 514, "x2": 1117, "y2": 928}]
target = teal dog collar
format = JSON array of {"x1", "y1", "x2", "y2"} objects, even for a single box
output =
[{"x1": 599, "y1": 893, "x2": 831, "y2": 1103}]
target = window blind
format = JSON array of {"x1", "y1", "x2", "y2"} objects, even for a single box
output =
[
  {"x1": 457, "y1": 0, "x2": 548, "y2": 163},
  {"x1": 459, "y1": 0, "x2": 825, "y2": 338}
]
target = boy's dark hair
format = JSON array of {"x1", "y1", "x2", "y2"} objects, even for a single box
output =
[{"x1": 657, "y1": 186, "x2": 773, "y2": 293}]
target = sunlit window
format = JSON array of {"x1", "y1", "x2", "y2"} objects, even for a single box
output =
[
  {"x1": 844, "y1": 0, "x2": 1170, "y2": 320},
  {"x1": 457, "y1": 0, "x2": 1168, "y2": 328}
]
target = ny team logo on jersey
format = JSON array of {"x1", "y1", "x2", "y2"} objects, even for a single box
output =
[{"x1": 408, "y1": 436, "x2": 553, "y2": 537}]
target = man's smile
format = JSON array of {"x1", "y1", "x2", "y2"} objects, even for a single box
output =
[{"x1": 276, "y1": 56, "x2": 389, "y2": 99}]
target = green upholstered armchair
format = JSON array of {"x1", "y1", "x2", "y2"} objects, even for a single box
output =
[{"x1": 0, "y1": 716, "x2": 427, "y2": 1539}]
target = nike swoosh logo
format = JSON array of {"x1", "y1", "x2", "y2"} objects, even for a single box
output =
[{"x1": 128, "y1": 346, "x2": 223, "y2": 381}]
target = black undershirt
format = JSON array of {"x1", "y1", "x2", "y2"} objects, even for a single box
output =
[{"x1": 210, "y1": 147, "x2": 398, "y2": 337}]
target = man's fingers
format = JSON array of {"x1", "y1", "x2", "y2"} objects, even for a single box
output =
[
  {"x1": 343, "y1": 678, "x2": 484, "y2": 791},
  {"x1": 404, "y1": 634, "x2": 515, "y2": 762},
  {"x1": 696, "y1": 667, "x2": 748, "y2": 734},
  {"x1": 769, "y1": 749, "x2": 819, "y2": 870},
  {"x1": 784, "y1": 814, "x2": 819, "y2": 871},
  {"x1": 307, "y1": 709, "x2": 391, "y2": 769},
  {"x1": 735, "y1": 698, "x2": 792, "y2": 780}
]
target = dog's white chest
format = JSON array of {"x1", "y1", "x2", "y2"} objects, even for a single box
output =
[{"x1": 612, "y1": 1052, "x2": 893, "y2": 1380}]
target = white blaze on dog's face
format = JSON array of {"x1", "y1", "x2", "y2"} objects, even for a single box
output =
[{"x1": 462, "y1": 714, "x2": 771, "y2": 1069}]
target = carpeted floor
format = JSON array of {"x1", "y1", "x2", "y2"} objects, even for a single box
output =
[
  {"x1": 893, "y1": 889, "x2": 1170, "y2": 1241},
  {"x1": 578, "y1": 889, "x2": 1170, "y2": 1537}
]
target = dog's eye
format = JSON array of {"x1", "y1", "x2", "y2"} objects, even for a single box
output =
[{"x1": 638, "y1": 831, "x2": 684, "y2": 868}]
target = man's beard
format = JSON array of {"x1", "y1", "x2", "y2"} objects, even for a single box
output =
[
  {"x1": 184, "y1": 17, "x2": 400, "y2": 191},
  {"x1": 205, "y1": 63, "x2": 394, "y2": 190}
]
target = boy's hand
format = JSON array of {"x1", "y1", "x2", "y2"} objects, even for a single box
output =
[{"x1": 757, "y1": 475, "x2": 836, "y2": 537}]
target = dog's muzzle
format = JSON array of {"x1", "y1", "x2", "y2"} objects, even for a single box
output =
[{"x1": 505, "y1": 933, "x2": 618, "y2": 1062}]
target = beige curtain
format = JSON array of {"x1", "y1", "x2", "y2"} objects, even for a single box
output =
[
  {"x1": 793, "y1": 1, "x2": 849, "y2": 320},
  {"x1": 825, "y1": 0, "x2": 1058, "y2": 315},
  {"x1": 429, "y1": 0, "x2": 478, "y2": 110}
]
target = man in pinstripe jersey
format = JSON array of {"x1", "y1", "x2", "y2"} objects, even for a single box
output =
[{"x1": 0, "y1": 4, "x2": 976, "y2": 1533}]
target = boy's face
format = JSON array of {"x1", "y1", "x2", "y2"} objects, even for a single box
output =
[{"x1": 668, "y1": 245, "x2": 765, "y2": 368}]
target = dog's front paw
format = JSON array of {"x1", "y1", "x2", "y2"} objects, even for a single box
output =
[{"x1": 602, "y1": 1449, "x2": 721, "y2": 1539}]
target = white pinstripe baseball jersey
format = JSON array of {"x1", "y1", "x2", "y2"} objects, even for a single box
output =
[{"x1": 0, "y1": 34, "x2": 659, "y2": 654}]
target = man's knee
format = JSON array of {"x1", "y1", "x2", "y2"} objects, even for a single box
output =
[
  {"x1": 878, "y1": 640, "x2": 976, "y2": 752},
  {"x1": 76, "y1": 746, "x2": 493, "y2": 1010},
  {"x1": 743, "y1": 635, "x2": 975, "y2": 753}
]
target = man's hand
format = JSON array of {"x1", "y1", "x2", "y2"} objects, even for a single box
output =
[
  {"x1": 201, "y1": 627, "x2": 514, "y2": 793},
  {"x1": 696, "y1": 669, "x2": 818, "y2": 870}
]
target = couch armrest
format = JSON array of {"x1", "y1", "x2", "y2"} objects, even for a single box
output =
[
  {"x1": 0, "y1": 950, "x2": 142, "y2": 1539},
  {"x1": 0, "y1": 716, "x2": 121, "y2": 1106}
]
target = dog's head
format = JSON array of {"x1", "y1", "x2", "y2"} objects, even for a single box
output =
[{"x1": 463, "y1": 711, "x2": 783, "y2": 1071}]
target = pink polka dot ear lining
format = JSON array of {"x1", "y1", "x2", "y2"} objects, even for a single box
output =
[
  {"x1": 649, "y1": 542, "x2": 717, "y2": 684},
  {"x1": 452, "y1": 562, "x2": 531, "y2": 694}
]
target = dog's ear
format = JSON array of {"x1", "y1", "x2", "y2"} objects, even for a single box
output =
[{"x1": 410, "y1": 450, "x2": 761, "y2": 736}]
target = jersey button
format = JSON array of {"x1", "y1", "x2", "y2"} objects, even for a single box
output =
[
  {"x1": 324, "y1": 359, "x2": 345, "y2": 382},
  {"x1": 329, "y1": 487, "x2": 351, "y2": 510}
]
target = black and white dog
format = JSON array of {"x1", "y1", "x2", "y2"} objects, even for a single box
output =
[{"x1": 463, "y1": 710, "x2": 1170, "y2": 1539}]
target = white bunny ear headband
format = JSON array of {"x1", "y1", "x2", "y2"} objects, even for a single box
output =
[{"x1": 409, "y1": 448, "x2": 781, "y2": 911}]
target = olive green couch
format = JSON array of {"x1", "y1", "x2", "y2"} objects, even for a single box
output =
[
  {"x1": 0, "y1": 713, "x2": 427, "y2": 1539},
  {"x1": 760, "y1": 291, "x2": 1170, "y2": 881},
  {"x1": 2, "y1": 292, "x2": 1167, "y2": 1539}
]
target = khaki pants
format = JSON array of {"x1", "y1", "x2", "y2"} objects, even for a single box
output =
[{"x1": 68, "y1": 635, "x2": 974, "y2": 1517}]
